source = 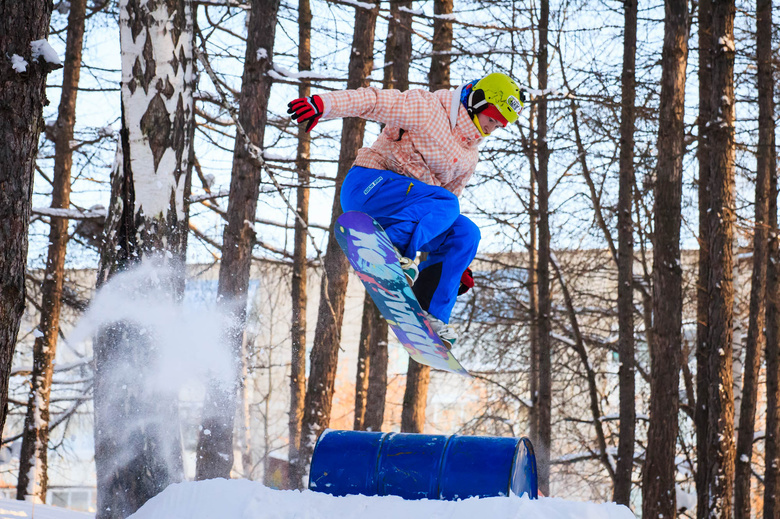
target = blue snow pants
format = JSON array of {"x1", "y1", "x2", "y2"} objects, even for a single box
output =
[{"x1": 340, "y1": 165, "x2": 481, "y2": 323}]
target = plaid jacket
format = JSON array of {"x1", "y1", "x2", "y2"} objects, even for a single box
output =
[{"x1": 320, "y1": 87, "x2": 483, "y2": 197}]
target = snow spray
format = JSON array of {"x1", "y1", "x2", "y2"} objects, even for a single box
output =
[{"x1": 70, "y1": 259, "x2": 239, "y2": 492}]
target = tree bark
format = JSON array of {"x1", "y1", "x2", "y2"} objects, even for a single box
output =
[
  {"x1": 16, "y1": 0, "x2": 87, "y2": 503},
  {"x1": 429, "y1": 0, "x2": 453, "y2": 91},
  {"x1": 528, "y1": 150, "x2": 539, "y2": 447},
  {"x1": 296, "y1": 0, "x2": 379, "y2": 485},
  {"x1": 94, "y1": 0, "x2": 195, "y2": 515},
  {"x1": 764, "y1": 17, "x2": 779, "y2": 510},
  {"x1": 733, "y1": 0, "x2": 772, "y2": 512},
  {"x1": 641, "y1": 1, "x2": 688, "y2": 518},
  {"x1": 695, "y1": 0, "x2": 712, "y2": 516},
  {"x1": 354, "y1": 296, "x2": 374, "y2": 430},
  {"x1": 401, "y1": 359, "x2": 430, "y2": 433},
  {"x1": 364, "y1": 302, "x2": 388, "y2": 432},
  {"x1": 0, "y1": 0, "x2": 55, "y2": 442},
  {"x1": 536, "y1": 0, "x2": 552, "y2": 497},
  {"x1": 703, "y1": 0, "x2": 736, "y2": 516},
  {"x1": 762, "y1": 1, "x2": 779, "y2": 515},
  {"x1": 288, "y1": 0, "x2": 311, "y2": 489},
  {"x1": 613, "y1": 0, "x2": 637, "y2": 506},
  {"x1": 195, "y1": 0, "x2": 281, "y2": 481}
]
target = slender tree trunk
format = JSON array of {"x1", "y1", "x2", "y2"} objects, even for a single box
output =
[
  {"x1": 695, "y1": 0, "x2": 713, "y2": 515},
  {"x1": 536, "y1": 0, "x2": 552, "y2": 497},
  {"x1": 528, "y1": 151, "x2": 539, "y2": 446},
  {"x1": 364, "y1": 303, "x2": 388, "y2": 431},
  {"x1": 94, "y1": 0, "x2": 195, "y2": 515},
  {"x1": 613, "y1": 0, "x2": 637, "y2": 506},
  {"x1": 16, "y1": 0, "x2": 87, "y2": 503},
  {"x1": 733, "y1": 0, "x2": 772, "y2": 511},
  {"x1": 703, "y1": 0, "x2": 736, "y2": 516},
  {"x1": 764, "y1": 20, "x2": 779, "y2": 512},
  {"x1": 429, "y1": 0, "x2": 453, "y2": 91},
  {"x1": 761, "y1": 1, "x2": 779, "y2": 515},
  {"x1": 354, "y1": 296, "x2": 374, "y2": 430},
  {"x1": 195, "y1": 0, "x2": 281, "y2": 481},
  {"x1": 401, "y1": 360, "x2": 430, "y2": 433},
  {"x1": 641, "y1": 1, "x2": 689, "y2": 518},
  {"x1": 0, "y1": 0, "x2": 55, "y2": 442},
  {"x1": 296, "y1": 0, "x2": 380, "y2": 485},
  {"x1": 288, "y1": 0, "x2": 311, "y2": 489}
]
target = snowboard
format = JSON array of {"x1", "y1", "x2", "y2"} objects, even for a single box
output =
[{"x1": 335, "y1": 211, "x2": 470, "y2": 377}]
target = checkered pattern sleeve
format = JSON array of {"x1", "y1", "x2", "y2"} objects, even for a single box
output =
[{"x1": 319, "y1": 87, "x2": 436, "y2": 132}]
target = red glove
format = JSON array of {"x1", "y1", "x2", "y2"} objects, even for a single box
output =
[
  {"x1": 458, "y1": 267, "x2": 474, "y2": 295},
  {"x1": 287, "y1": 95, "x2": 324, "y2": 133}
]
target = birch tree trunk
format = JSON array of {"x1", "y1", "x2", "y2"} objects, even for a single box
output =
[
  {"x1": 296, "y1": 0, "x2": 379, "y2": 485},
  {"x1": 733, "y1": 0, "x2": 772, "y2": 509},
  {"x1": 703, "y1": 0, "x2": 736, "y2": 515},
  {"x1": 16, "y1": 0, "x2": 87, "y2": 503},
  {"x1": 289, "y1": 0, "x2": 311, "y2": 490},
  {"x1": 641, "y1": 1, "x2": 688, "y2": 518},
  {"x1": 0, "y1": 0, "x2": 55, "y2": 442},
  {"x1": 93, "y1": 0, "x2": 195, "y2": 515},
  {"x1": 196, "y1": 0, "x2": 281, "y2": 481},
  {"x1": 536, "y1": 0, "x2": 553, "y2": 496},
  {"x1": 613, "y1": 0, "x2": 637, "y2": 505}
]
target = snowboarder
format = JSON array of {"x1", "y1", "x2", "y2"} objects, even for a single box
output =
[{"x1": 288, "y1": 73, "x2": 524, "y2": 348}]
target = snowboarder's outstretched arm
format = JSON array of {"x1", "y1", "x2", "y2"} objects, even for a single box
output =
[{"x1": 288, "y1": 87, "x2": 437, "y2": 133}]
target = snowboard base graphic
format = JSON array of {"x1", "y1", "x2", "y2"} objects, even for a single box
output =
[{"x1": 335, "y1": 211, "x2": 470, "y2": 377}]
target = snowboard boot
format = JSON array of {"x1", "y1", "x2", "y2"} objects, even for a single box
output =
[
  {"x1": 423, "y1": 310, "x2": 458, "y2": 350},
  {"x1": 394, "y1": 248, "x2": 419, "y2": 286}
]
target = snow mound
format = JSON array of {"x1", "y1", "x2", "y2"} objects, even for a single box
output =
[
  {"x1": 0, "y1": 498, "x2": 93, "y2": 518},
  {"x1": 128, "y1": 479, "x2": 635, "y2": 519}
]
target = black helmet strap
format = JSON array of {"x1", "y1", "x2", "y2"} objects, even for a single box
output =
[{"x1": 467, "y1": 88, "x2": 488, "y2": 118}]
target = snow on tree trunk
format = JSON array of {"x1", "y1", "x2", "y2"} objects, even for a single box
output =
[
  {"x1": 16, "y1": 0, "x2": 87, "y2": 503},
  {"x1": 0, "y1": 0, "x2": 55, "y2": 444},
  {"x1": 641, "y1": 1, "x2": 688, "y2": 518},
  {"x1": 93, "y1": 0, "x2": 195, "y2": 516},
  {"x1": 296, "y1": 0, "x2": 380, "y2": 487},
  {"x1": 195, "y1": 0, "x2": 281, "y2": 481}
]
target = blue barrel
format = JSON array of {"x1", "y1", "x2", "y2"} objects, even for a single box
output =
[
  {"x1": 308, "y1": 429, "x2": 538, "y2": 501},
  {"x1": 308, "y1": 429, "x2": 388, "y2": 496}
]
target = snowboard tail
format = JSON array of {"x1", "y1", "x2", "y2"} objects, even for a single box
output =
[{"x1": 335, "y1": 211, "x2": 470, "y2": 376}]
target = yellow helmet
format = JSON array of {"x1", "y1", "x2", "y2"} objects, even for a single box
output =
[{"x1": 472, "y1": 73, "x2": 524, "y2": 124}]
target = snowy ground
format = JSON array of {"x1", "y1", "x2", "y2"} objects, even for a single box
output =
[
  {"x1": 128, "y1": 479, "x2": 635, "y2": 519},
  {"x1": 0, "y1": 498, "x2": 93, "y2": 518}
]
